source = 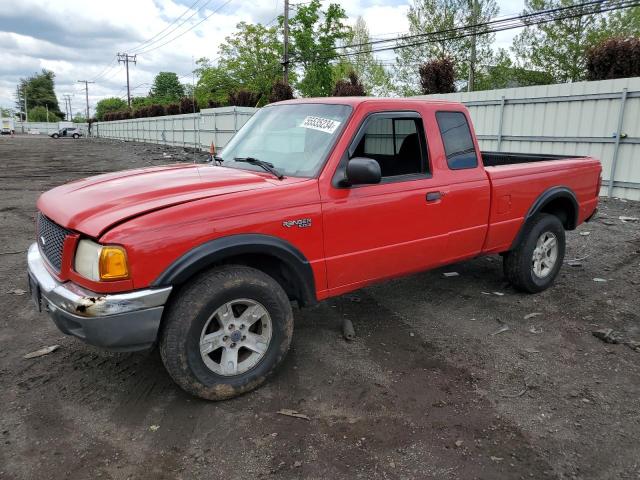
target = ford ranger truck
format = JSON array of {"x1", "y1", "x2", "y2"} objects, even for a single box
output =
[{"x1": 27, "y1": 98, "x2": 601, "y2": 400}]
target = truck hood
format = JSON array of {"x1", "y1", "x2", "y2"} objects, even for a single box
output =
[{"x1": 37, "y1": 164, "x2": 280, "y2": 238}]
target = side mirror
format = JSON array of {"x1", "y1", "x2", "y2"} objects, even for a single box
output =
[{"x1": 345, "y1": 157, "x2": 381, "y2": 185}]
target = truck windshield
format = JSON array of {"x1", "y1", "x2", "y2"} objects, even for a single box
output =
[{"x1": 219, "y1": 103, "x2": 352, "y2": 178}]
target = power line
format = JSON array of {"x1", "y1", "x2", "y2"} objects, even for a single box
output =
[
  {"x1": 127, "y1": 0, "x2": 207, "y2": 52},
  {"x1": 291, "y1": 0, "x2": 639, "y2": 62},
  {"x1": 132, "y1": 0, "x2": 235, "y2": 55}
]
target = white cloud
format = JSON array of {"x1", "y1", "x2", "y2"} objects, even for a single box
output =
[{"x1": 0, "y1": 0, "x2": 525, "y2": 114}]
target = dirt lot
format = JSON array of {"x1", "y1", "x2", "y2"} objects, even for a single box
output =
[{"x1": 1, "y1": 134, "x2": 639, "y2": 480}]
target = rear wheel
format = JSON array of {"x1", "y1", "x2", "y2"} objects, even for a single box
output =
[
  {"x1": 160, "y1": 265, "x2": 294, "y2": 400},
  {"x1": 503, "y1": 213, "x2": 565, "y2": 293}
]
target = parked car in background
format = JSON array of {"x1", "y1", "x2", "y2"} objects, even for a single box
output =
[
  {"x1": 50, "y1": 127, "x2": 82, "y2": 139},
  {"x1": 28, "y1": 97, "x2": 601, "y2": 401},
  {"x1": 1, "y1": 117, "x2": 15, "y2": 135}
]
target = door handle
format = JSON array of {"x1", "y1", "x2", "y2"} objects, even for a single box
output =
[{"x1": 426, "y1": 191, "x2": 442, "y2": 202}]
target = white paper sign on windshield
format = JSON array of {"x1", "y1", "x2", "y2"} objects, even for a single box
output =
[{"x1": 300, "y1": 116, "x2": 341, "y2": 134}]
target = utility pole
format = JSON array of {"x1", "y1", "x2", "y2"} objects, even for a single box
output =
[
  {"x1": 24, "y1": 89, "x2": 28, "y2": 123},
  {"x1": 282, "y1": 0, "x2": 290, "y2": 84},
  {"x1": 63, "y1": 94, "x2": 73, "y2": 120},
  {"x1": 117, "y1": 53, "x2": 137, "y2": 107},
  {"x1": 77, "y1": 80, "x2": 95, "y2": 120},
  {"x1": 467, "y1": 0, "x2": 479, "y2": 92}
]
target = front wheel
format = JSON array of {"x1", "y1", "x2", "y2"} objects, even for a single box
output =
[
  {"x1": 51, "y1": 133, "x2": 59, "y2": 138},
  {"x1": 503, "y1": 213, "x2": 565, "y2": 293},
  {"x1": 72, "y1": 133, "x2": 79, "y2": 139},
  {"x1": 160, "y1": 265, "x2": 294, "y2": 400}
]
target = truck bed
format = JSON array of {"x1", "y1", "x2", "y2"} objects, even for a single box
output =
[{"x1": 481, "y1": 151, "x2": 574, "y2": 167}]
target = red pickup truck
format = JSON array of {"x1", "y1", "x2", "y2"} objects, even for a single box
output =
[{"x1": 28, "y1": 98, "x2": 601, "y2": 400}]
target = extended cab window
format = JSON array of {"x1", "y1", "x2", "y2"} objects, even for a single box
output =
[
  {"x1": 435, "y1": 111, "x2": 478, "y2": 170},
  {"x1": 351, "y1": 115, "x2": 427, "y2": 178}
]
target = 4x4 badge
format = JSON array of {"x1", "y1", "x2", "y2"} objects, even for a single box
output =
[{"x1": 282, "y1": 218, "x2": 312, "y2": 228}]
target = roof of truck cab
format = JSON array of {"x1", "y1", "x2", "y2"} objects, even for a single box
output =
[{"x1": 274, "y1": 97, "x2": 462, "y2": 107}]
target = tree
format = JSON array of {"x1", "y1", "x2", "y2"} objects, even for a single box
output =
[
  {"x1": 268, "y1": 80, "x2": 294, "y2": 103},
  {"x1": 345, "y1": 17, "x2": 394, "y2": 96},
  {"x1": 179, "y1": 97, "x2": 199, "y2": 114},
  {"x1": 95, "y1": 97, "x2": 127, "y2": 121},
  {"x1": 288, "y1": 0, "x2": 351, "y2": 97},
  {"x1": 1, "y1": 107, "x2": 13, "y2": 117},
  {"x1": 419, "y1": 58, "x2": 456, "y2": 94},
  {"x1": 194, "y1": 58, "x2": 239, "y2": 107},
  {"x1": 586, "y1": 37, "x2": 640, "y2": 80},
  {"x1": 218, "y1": 22, "x2": 283, "y2": 105},
  {"x1": 512, "y1": 0, "x2": 607, "y2": 82},
  {"x1": 332, "y1": 71, "x2": 366, "y2": 96},
  {"x1": 72, "y1": 112, "x2": 86, "y2": 123},
  {"x1": 15, "y1": 70, "x2": 64, "y2": 120},
  {"x1": 395, "y1": 0, "x2": 498, "y2": 95},
  {"x1": 474, "y1": 48, "x2": 554, "y2": 90},
  {"x1": 228, "y1": 89, "x2": 260, "y2": 107},
  {"x1": 149, "y1": 72, "x2": 185, "y2": 103},
  {"x1": 28, "y1": 106, "x2": 62, "y2": 122}
]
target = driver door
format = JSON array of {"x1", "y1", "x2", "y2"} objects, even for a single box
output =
[{"x1": 321, "y1": 111, "x2": 449, "y2": 292}]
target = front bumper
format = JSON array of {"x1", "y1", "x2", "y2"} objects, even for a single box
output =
[{"x1": 27, "y1": 243, "x2": 172, "y2": 351}]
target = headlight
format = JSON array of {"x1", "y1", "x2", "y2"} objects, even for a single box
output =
[{"x1": 74, "y1": 239, "x2": 130, "y2": 281}]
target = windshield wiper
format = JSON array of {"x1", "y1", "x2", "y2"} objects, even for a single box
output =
[{"x1": 234, "y1": 157, "x2": 284, "y2": 180}]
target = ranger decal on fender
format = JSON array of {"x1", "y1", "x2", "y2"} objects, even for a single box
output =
[{"x1": 283, "y1": 218, "x2": 312, "y2": 228}]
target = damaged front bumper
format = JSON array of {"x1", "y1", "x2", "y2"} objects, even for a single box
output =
[{"x1": 27, "y1": 243, "x2": 172, "y2": 351}]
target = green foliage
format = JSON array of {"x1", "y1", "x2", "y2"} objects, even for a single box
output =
[
  {"x1": 72, "y1": 112, "x2": 86, "y2": 123},
  {"x1": 218, "y1": 22, "x2": 283, "y2": 105},
  {"x1": 28, "y1": 106, "x2": 62, "y2": 122},
  {"x1": 95, "y1": 97, "x2": 127, "y2": 121},
  {"x1": 131, "y1": 96, "x2": 154, "y2": 108},
  {"x1": 474, "y1": 49, "x2": 554, "y2": 90},
  {"x1": 1, "y1": 107, "x2": 12, "y2": 117},
  {"x1": 395, "y1": 0, "x2": 498, "y2": 95},
  {"x1": 511, "y1": 0, "x2": 640, "y2": 82},
  {"x1": 149, "y1": 72, "x2": 185, "y2": 103},
  {"x1": 194, "y1": 58, "x2": 239, "y2": 107},
  {"x1": 586, "y1": 36, "x2": 640, "y2": 80},
  {"x1": 343, "y1": 17, "x2": 393, "y2": 96},
  {"x1": 288, "y1": 0, "x2": 351, "y2": 97},
  {"x1": 15, "y1": 70, "x2": 64, "y2": 119}
]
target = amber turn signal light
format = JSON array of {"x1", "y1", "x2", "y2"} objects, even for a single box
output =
[{"x1": 99, "y1": 246, "x2": 130, "y2": 280}]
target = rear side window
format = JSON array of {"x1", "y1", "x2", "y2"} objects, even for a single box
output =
[{"x1": 435, "y1": 111, "x2": 477, "y2": 170}]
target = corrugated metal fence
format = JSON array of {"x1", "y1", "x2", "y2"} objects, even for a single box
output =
[
  {"x1": 17, "y1": 122, "x2": 89, "y2": 135},
  {"x1": 94, "y1": 106, "x2": 257, "y2": 151},
  {"x1": 417, "y1": 77, "x2": 640, "y2": 200}
]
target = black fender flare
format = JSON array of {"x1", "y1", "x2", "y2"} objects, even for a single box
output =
[
  {"x1": 152, "y1": 234, "x2": 317, "y2": 306},
  {"x1": 509, "y1": 186, "x2": 578, "y2": 250}
]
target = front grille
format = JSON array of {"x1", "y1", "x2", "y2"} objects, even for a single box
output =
[{"x1": 37, "y1": 213, "x2": 70, "y2": 271}]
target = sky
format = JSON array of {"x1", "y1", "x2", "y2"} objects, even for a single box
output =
[{"x1": 0, "y1": 0, "x2": 524, "y2": 117}]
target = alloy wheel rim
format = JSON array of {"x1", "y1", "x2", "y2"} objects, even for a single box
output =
[
  {"x1": 532, "y1": 231, "x2": 558, "y2": 279},
  {"x1": 199, "y1": 298, "x2": 272, "y2": 376}
]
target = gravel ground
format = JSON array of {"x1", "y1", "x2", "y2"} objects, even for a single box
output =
[{"x1": 1, "y1": 134, "x2": 639, "y2": 480}]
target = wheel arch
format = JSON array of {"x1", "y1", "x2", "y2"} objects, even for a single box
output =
[
  {"x1": 509, "y1": 186, "x2": 578, "y2": 250},
  {"x1": 152, "y1": 234, "x2": 317, "y2": 307}
]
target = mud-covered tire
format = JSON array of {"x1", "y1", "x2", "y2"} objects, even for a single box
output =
[
  {"x1": 503, "y1": 213, "x2": 565, "y2": 293},
  {"x1": 159, "y1": 265, "x2": 294, "y2": 400}
]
